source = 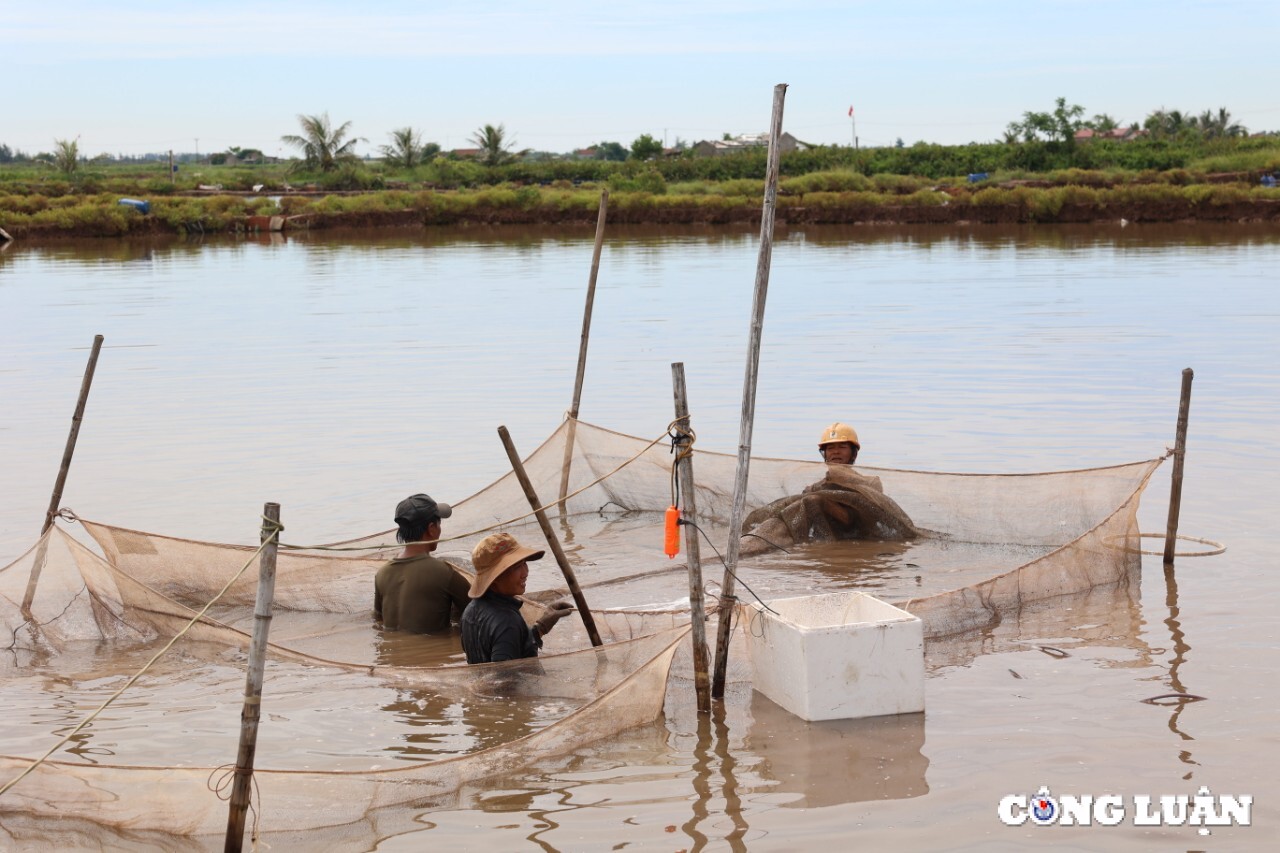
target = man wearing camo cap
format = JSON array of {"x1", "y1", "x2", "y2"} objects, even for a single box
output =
[{"x1": 373, "y1": 493, "x2": 471, "y2": 634}]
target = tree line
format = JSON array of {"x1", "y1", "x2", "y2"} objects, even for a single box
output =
[
  {"x1": 1005, "y1": 97, "x2": 1250, "y2": 146},
  {"x1": 275, "y1": 113, "x2": 669, "y2": 173},
  {"x1": 3, "y1": 99, "x2": 1272, "y2": 184}
]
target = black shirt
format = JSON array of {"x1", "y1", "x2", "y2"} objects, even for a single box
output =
[{"x1": 460, "y1": 591, "x2": 541, "y2": 664}]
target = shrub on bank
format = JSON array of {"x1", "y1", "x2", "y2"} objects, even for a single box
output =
[
  {"x1": 898, "y1": 189, "x2": 952, "y2": 207},
  {"x1": 780, "y1": 170, "x2": 872, "y2": 194},
  {"x1": 871, "y1": 173, "x2": 927, "y2": 194},
  {"x1": 608, "y1": 168, "x2": 667, "y2": 194}
]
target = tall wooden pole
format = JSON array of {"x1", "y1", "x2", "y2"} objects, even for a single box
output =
[
  {"x1": 225, "y1": 503, "x2": 281, "y2": 853},
  {"x1": 672, "y1": 363, "x2": 711, "y2": 713},
  {"x1": 499, "y1": 426, "x2": 603, "y2": 647},
  {"x1": 559, "y1": 190, "x2": 610, "y2": 509},
  {"x1": 712, "y1": 84, "x2": 788, "y2": 699},
  {"x1": 1163, "y1": 368, "x2": 1194, "y2": 565},
  {"x1": 22, "y1": 334, "x2": 105, "y2": 618}
]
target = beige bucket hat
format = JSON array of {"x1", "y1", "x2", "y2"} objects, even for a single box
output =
[{"x1": 469, "y1": 532, "x2": 545, "y2": 598}]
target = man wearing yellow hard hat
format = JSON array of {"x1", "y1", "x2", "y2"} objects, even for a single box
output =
[{"x1": 817, "y1": 422, "x2": 860, "y2": 465}]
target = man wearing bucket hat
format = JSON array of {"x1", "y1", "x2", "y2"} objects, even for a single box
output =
[
  {"x1": 460, "y1": 532, "x2": 575, "y2": 664},
  {"x1": 373, "y1": 493, "x2": 472, "y2": 635}
]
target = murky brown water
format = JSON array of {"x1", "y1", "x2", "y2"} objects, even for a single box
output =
[{"x1": 2, "y1": 223, "x2": 1278, "y2": 849}]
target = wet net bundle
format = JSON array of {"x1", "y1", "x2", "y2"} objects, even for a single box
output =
[{"x1": 0, "y1": 418, "x2": 1164, "y2": 838}]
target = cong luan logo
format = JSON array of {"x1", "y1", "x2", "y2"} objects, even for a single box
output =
[{"x1": 998, "y1": 786, "x2": 1252, "y2": 832}]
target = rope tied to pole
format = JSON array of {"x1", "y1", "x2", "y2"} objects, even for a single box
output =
[
  {"x1": 209, "y1": 764, "x2": 263, "y2": 844},
  {"x1": 667, "y1": 416, "x2": 696, "y2": 510}
]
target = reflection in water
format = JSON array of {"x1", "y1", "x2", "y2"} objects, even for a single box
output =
[
  {"x1": 746, "y1": 693, "x2": 929, "y2": 808},
  {"x1": 376, "y1": 632, "x2": 470, "y2": 760},
  {"x1": 682, "y1": 713, "x2": 713, "y2": 851},
  {"x1": 677, "y1": 692, "x2": 928, "y2": 850},
  {"x1": 680, "y1": 706, "x2": 751, "y2": 852},
  {"x1": 716, "y1": 706, "x2": 750, "y2": 849},
  {"x1": 1161, "y1": 562, "x2": 1199, "y2": 775},
  {"x1": 472, "y1": 785, "x2": 584, "y2": 853},
  {"x1": 374, "y1": 630, "x2": 554, "y2": 761},
  {"x1": 527, "y1": 790, "x2": 575, "y2": 853}
]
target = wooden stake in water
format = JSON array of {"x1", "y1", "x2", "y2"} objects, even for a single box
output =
[
  {"x1": 672, "y1": 362, "x2": 711, "y2": 713},
  {"x1": 22, "y1": 334, "x2": 105, "y2": 618},
  {"x1": 559, "y1": 190, "x2": 610, "y2": 509},
  {"x1": 499, "y1": 425, "x2": 603, "y2": 647},
  {"x1": 712, "y1": 83, "x2": 788, "y2": 699},
  {"x1": 225, "y1": 503, "x2": 281, "y2": 853},
  {"x1": 1163, "y1": 368, "x2": 1194, "y2": 565}
]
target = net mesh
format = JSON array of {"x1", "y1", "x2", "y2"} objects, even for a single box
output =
[{"x1": 0, "y1": 418, "x2": 1163, "y2": 838}]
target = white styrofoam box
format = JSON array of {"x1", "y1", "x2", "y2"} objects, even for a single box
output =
[{"x1": 745, "y1": 591, "x2": 925, "y2": 721}]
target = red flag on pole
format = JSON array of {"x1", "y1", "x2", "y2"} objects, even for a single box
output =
[{"x1": 848, "y1": 105, "x2": 854, "y2": 117}]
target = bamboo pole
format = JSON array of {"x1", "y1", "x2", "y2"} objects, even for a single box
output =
[
  {"x1": 21, "y1": 334, "x2": 105, "y2": 618},
  {"x1": 225, "y1": 503, "x2": 281, "y2": 853},
  {"x1": 712, "y1": 84, "x2": 788, "y2": 699},
  {"x1": 672, "y1": 362, "x2": 711, "y2": 713},
  {"x1": 499, "y1": 425, "x2": 603, "y2": 647},
  {"x1": 1163, "y1": 368, "x2": 1194, "y2": 565},
  {"x1": 558, "y1": 190, "x2": 610, "y2": 509}
]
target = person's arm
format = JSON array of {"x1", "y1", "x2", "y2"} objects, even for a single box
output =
[{"x1": 373, "y1": 582, "x2": 383, "y2": 622}]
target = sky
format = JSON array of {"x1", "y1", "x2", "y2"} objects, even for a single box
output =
[{"x1": 3, "y1": 0, "x2": 1277, "y2": 158}]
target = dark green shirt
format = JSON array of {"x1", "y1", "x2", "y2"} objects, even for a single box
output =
[{"x1": 374, "y1": 554, "x2": 471, "y2": 634}]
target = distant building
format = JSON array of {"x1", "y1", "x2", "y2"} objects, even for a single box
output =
[
  {"x1": 691, "y1": 132, "x2": 810, "y2": 157},
  {"x1": 450, "y1": 148, "x2": 483, "y2": 159},
  {"x1": 1074, "y1": 127, "x2": 1144, "y2": 143}
]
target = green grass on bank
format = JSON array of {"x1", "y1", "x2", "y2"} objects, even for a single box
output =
[
  {"x1": 2, "y1": 181, "x2": 1277, "y2": 238},
  {"x1": 2, "y1": 135, "x2": 1277, "y2": 199}
]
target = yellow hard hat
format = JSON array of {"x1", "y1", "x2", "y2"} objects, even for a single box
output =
[{"x1": 818, "y1": 422, "x2": 860, "y2": 448}]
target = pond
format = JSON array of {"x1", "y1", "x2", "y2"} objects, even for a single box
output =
[{"x1": 1, "y1": 222, "x2": 1277, "y2": 849}]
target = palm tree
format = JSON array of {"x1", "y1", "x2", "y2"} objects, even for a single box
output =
[
  {"x1": 52, "y1": 138, "x2": 80, "y2": 175},
  {"x1": 280, "y1": 113, "x2": 363, "y2": 172},
  {"x1": 1198, "y1": 107, "x2": 1246, "y2": 139},
  {"x1": 1143, "y1": 108, "x2": 1192, "y2": 139},
  {"x1": 380, "y1": 127, "x2": 430, "y2": 169},
  {"x1": 1088, "y1": 113, "x2": 1121, "y2": 133},
  {"x1": 469, "y1": 123, "x2": 519, "y2": 167}
]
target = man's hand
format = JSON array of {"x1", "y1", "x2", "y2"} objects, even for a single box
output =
[{"x1": 534, "y1": 600, "x2": 575, "y2": 636}]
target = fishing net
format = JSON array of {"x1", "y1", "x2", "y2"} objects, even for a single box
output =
[{"x1": 0, "y1": 418, "x2": 1163, "y2": 838}]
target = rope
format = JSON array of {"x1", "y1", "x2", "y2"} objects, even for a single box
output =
[
  {"x1": 0, "y1": 516, "x2": 283, "y2": 802},
  {"x1": 279, "y1": 424, "x2": 683, "y2": 553},
  {"x1": 1101, "y1": 532, "x2": 1226, "y2": 557},
  {"x1": 681, "y1": 518, "x2": 778, "y2": 617},
  {"x1": 1141, "y1": 692, "x2": 1208, "y2": 705},
  {"x1": 668, "y1": 415, "x2": 695, "y2": 509},
  {"x1": 210, "y1": 763, "x2": 263, "y2": 845}
]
